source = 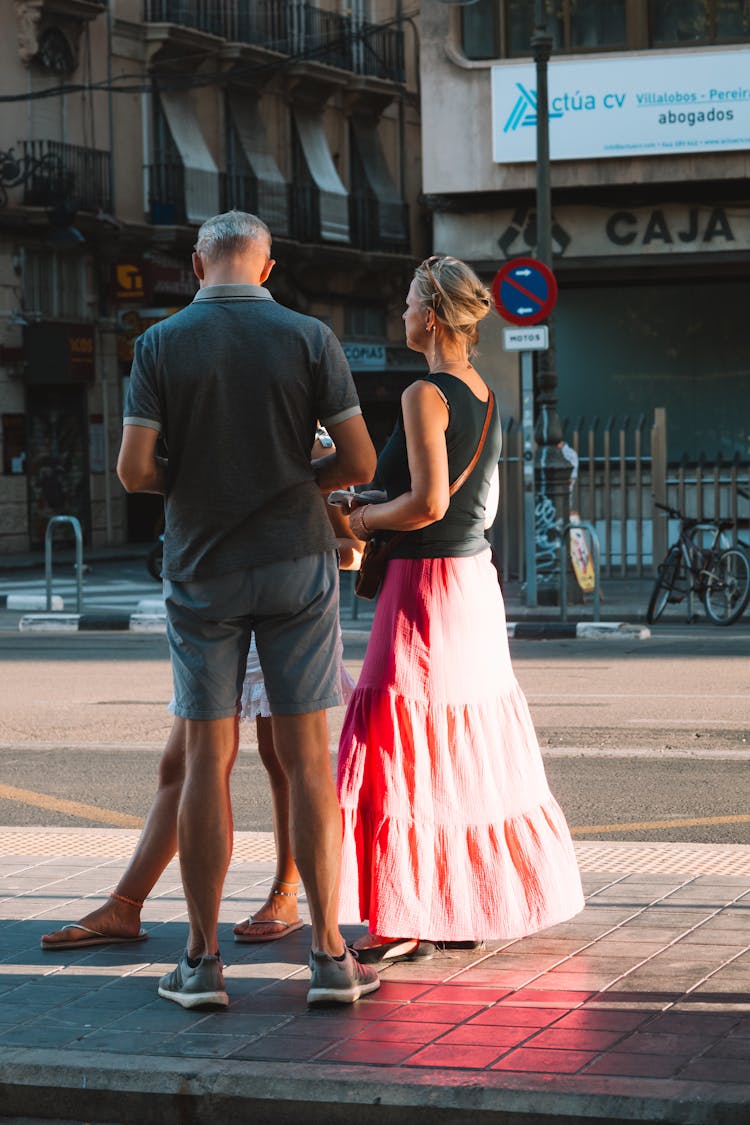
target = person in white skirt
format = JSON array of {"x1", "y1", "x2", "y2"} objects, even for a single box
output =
[{"x1": 41, "y1": 443, "x2": 361, "y2": 951}]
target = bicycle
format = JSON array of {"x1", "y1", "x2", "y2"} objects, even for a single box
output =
[{"x1": 647, "y1": 500, "x2": 750, "y2": 626}]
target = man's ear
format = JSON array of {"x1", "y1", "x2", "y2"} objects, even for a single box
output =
[
  {"x1": 192, "y1": 251, "x2": 205, "y2": 282},
  {"x1": 260, "y1": 258, "x2": 276, "y2": 284}
]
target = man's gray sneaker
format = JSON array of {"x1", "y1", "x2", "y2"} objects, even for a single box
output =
[
  {"x1": 307, "y1": 946, "x2": 381, "y2": 1005},
  {"x1": 158, "y1": 952, "x2": 228, "y2": 1010}
]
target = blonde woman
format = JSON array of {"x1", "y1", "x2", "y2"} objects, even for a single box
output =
[{"x1": 338, "y1": 256, "x2": 584, "y2": 962}]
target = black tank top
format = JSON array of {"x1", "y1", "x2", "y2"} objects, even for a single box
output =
[{"x1": 373, "y1": 372, "x2": 502, "y2": 559}]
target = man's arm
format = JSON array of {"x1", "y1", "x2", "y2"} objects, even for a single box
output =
[
  {"x1": 312, "y1": 414, "x2": 376, "y2": 492},
  {"x1": 117, "y1": 424, "x2": 168, "y2": 494}
]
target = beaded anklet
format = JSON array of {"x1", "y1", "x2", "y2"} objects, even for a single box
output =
[
  {"x1": 110, "y1": 890, "x2": 144, "y2": 909},
  {"x1": 271, "y1": 878, "x2": 299, "y2": 898}
]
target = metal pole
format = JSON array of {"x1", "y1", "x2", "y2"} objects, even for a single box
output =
[
  {"x1": 532, "y1": 0, "x2": 570, "y2": 607},
  {"x1": 520, "y1": 351, "x2": 537, "y2": 606},
  {"x1": 45, "y1": 516, "x2": 84, "y2": 613}
]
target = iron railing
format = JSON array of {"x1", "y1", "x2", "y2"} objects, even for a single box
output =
[
  {"x1": 289, "y1": 180, "x2": 321, "y2": 243},
  {"x1": 148, "y1": 160, "x2": 187, "y2": 225},
  {"x1": 349, "y1": 191, "x2": 409, "y2": 253},
  {"x1": 144, "y1": 1, "x2": 405, "y2": 81},
  {"x1": 21, "y1": 140, "x2": 112, "y2": 212},
  {"x1": 221, "y1": 170, "x2": 290, "y2": 236},
  {"x1": 492, "y1": 409, "x2": 750, "y2": 582}
]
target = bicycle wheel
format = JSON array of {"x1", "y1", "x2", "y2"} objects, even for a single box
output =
[
  {"x1": 703, "y1": 547, "x2": 750, "y2": 626},
  {"x1": 646, "y1": 546, "x2": 684, "y2": 623}
]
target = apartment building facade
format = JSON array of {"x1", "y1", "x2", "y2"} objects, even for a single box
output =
[
  {"x1": 0, "y1": 0, "x2": 424, "y2": 553},
  {"x1": 420, "y1": 1, "x2": 750, "y2": 467}
]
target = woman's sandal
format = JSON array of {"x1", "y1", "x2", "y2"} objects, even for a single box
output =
[
  {"x1": 233, "y1": 917, "x2": 304, "y2": 944},
  {"x1": 233, "y1": 878, "x2": 304, "y2": 944},
  {"x1": 356, "y1": 938, "x2": 435, "y2": 965}
]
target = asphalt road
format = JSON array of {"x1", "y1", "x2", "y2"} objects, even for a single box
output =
[{"x1": 0, "y1": 630, "x2": 748, "y2": 843}]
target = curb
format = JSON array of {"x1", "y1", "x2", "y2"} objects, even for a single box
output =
[
  {"x1": 1, "y1": 1048, "x2": 747, "y2": 1125},
  {"x1": 18, "y1": 613, "x2": 165, "y2": 633},
  {"x1": 0, "y1": 593, "x2": 64, "y2": 611},
  {"x1": 17, "y1": 614, "x2": 650, "y2": 640},
  {"x1": 507, "y1": 620, "x2": 650, "y2": 640}
]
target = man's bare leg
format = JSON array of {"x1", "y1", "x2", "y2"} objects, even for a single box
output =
[
  {"x1": 179, "y1": 716, "x2": 239, "y2": 958},
  {"x1": 270, "y1": 710, "x2": 344, "y2": 957}
]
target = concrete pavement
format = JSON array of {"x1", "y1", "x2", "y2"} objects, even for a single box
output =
[
  {"x1": 2, "y1": 550, "x2": 749, "y2": 1121},
  {"x1": 1, "y1": 829, "x2": 749, "y2": 1123}
]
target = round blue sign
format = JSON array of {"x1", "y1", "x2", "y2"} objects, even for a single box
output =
[{"x1": 492, "y1": 257, "x2": 558, "y2": 326}]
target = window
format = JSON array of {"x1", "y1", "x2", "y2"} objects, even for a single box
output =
[
  {"x1": 345, "y1": 304, "x2": 386, "y2": 339},
  {"x1": 23, "y1": 250, "x2": 89, "y2": 320},
  {"x1": 506, "y1": 0, "x2": 626, "y2": 54},
  {"x1": 650, "y1": 0, "x2": 750, "y2": 44},
  {"x1": 461, "y1": 0, "x2": 499, "y2": 59},
  {"x1": 460, "y1": 1, "x2": 750, "y2": 57}
]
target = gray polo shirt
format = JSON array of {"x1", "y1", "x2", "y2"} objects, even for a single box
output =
[{"x1": 124, "y1": 283, "x2": 361, "y2": 580}]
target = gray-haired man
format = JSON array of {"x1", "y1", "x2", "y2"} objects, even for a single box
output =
[{"x1": 118, "y1": 211, "x2": 379, "y2": 1006}]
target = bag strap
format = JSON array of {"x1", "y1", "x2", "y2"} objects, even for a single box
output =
[
  {"x1": 448, "y1": 388, "x2": 495, "y2": 497},
  {"x1": 373, "y1": 386, "x2": 496, "y2": 557}
]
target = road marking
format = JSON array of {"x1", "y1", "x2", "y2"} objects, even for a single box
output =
[
  {"x1": 627, "y1": 719, "x2": 750, "y2": 726},
  {"x1": 0, "y1": 784, "x2": 144, "y2": 828},
  {"x1": 528, "y1": 692, "x2": 750, "y2": 700},
  {"x1": 572, "y1": 813, "x2": 750, "y2": 836}
]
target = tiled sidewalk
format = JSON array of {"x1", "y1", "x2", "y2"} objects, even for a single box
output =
[{"x1": 1, "y1": 830, "x2": 749, "y2": 1123}]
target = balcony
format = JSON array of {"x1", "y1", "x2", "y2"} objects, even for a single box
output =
[
  {"x1": 290, "y1": 181, "x2": 323, "y2": 244},
  {"x1": 143, "y1": 1, "x2": 405, "y2": 82},
  {"x1": 349, "y1": 191, "x2": 409, "y2": 254},
  {"x1": 149, "y1": 160, "x2": 187, "y2": 225},
  {"x1": 221, "y1": 169, "x2": 290, "y2": 237},
  {"x1": 21, "y1": 140, "x2": 112, "y2": 213}
]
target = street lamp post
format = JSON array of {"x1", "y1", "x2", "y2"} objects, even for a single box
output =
[{"x1": 531, "y1": 0, "x2": 571, "y2": 604}]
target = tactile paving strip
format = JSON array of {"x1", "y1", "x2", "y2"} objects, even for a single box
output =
[
  {"x1": 575, "y1": 839, "x2": 750, "y2": 876},
  {"x1": 1, "y1": 828, "x2": 750, "y2": 875},
  {"x1": 0, "y1": 827, "x2": 276, "y2": 861}
]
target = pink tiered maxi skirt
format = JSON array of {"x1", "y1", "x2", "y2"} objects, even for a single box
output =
[{"x1": 337, "y1": 550, "x2": 585, "y2": 941}]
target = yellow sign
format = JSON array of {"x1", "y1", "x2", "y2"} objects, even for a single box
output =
[
  {"x1": 569, "y1": 511, "x2": 596, "y2": 592},
  {"x1": 114, "y1": 263, "x2": 145, "y2": 301}
]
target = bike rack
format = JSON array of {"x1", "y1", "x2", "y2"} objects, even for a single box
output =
[
  {"x1": 45, "y1": 515, "x2": 84, "y2": 613},
  {"x1": 559, "y1": 520, "x2": 601, "y2": 623}
]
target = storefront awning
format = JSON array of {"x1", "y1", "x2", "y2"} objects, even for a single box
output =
[
  {"x1": 228, "y1": 93, "x2": 289, "y2": 236},
  {"x1": 159, "y1": 91, "x2": 219, "y2": 223},
  {"x1": 351, "y1": 118, "x2": 406, "y2": 243},
  {"x1": 293, "y1": 105, "x2": 349, "y2": 243}
]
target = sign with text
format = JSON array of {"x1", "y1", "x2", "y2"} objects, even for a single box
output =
[
  {"x1": 342, "y1": 342, "x2": 386, "y2": 371},
  {"x1": 492, "y1": 49, "x2": 750, "y2": 163},
  {"x1": 503, "y1": 325, "x2": 549, "y2": 351}
]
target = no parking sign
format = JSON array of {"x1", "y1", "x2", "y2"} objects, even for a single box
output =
[{"x1": 492, "y1": 258, "x2": 557, "y2": 326}]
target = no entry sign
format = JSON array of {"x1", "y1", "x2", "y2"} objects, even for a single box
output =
[{"x1": 492, "y1": 258, "x2": 557, "y2": 326}]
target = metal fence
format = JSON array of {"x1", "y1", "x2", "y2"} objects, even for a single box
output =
[
  {"x1": 143, "y1": 1, "x2": 405, "y2": 81},
  {"x1": 492, "y1": 407, "x2": 750, "y2": 581},
  {"x1": 21, "y1": 140, "x2": 112, "y2": 213}
]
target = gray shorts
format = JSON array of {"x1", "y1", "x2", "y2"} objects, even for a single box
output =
[{"x1": 164, "y1": 552, "x2": 341, "y2": 720}]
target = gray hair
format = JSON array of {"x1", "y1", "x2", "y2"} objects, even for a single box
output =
[{"x1": 194, "y1": 211, "x2": 272, "y2": 260}]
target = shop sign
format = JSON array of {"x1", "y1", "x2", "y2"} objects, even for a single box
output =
[
  {"x1": 499, "y1": 204, "x2": 747, "y2": 258},
  {"x1": 116, "y1": 308, "x2": 180, "y2": 364},
  {"x1": 342, "y1": 342, "x2": 386, "y2": 371},
  {"x1": 113, "y1": 259, "x2": 197, "y2": 305},
  {"x1": 437, "y1": 203, "x2": 750, "y2": 262},
  {"x1": 23, "y1": 323, "x2": 96, "y2": 384},
  {"x1": 113, "y1": 263, "x2": 146, "y2": 302},
  {"x1": 492, "y1": 48, "x2": 750, "y2": 163}
]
